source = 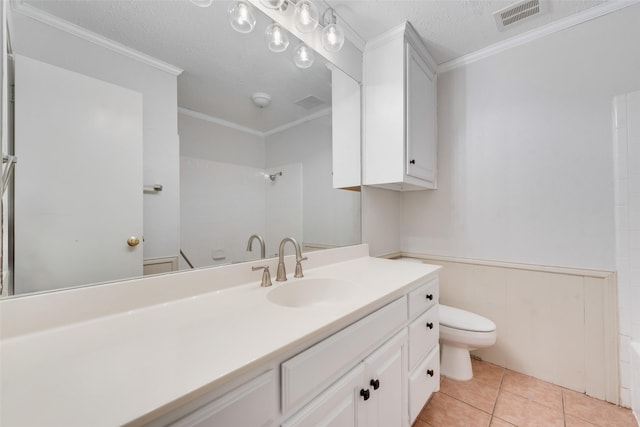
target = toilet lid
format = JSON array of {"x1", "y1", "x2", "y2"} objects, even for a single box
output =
[{"x1": 439, "y1": 304, "x2": 496, "y2": 332}]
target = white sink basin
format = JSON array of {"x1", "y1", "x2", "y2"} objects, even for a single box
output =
[{"x1": 267, "y1": 278, "x2": 362, "y2": 308}]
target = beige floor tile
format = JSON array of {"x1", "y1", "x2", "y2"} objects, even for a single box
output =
[
  {"x1": 440, "y1": 376, "x2": 500, "y2": 413},
  {"x1": 500, "y1": 369, "x2": 563, "y2": 412},
  {"x1": 565, "y1": 414, "x2": 599, "y2": 427},
  {"x1": 471, "y1": 359, "x2": 505, "y2": 388},
  {"x1": 412, "y1": 418, "x2": 431, "y2": 427},
  {"x1": 489, "y1": 417, "x2": 516, "y2": 427},
  {"x1": 563, "y1": 388, "x2": 638, "y2": 426},
  {"x1": 419, "y1": 392, "x2": 492, "y2": 427},
  {"x1": 494, "y1": 390, "x2": 564, "y2": 427}
]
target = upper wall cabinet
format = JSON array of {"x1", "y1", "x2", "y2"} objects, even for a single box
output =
[
  {"x1": 331, "y1": 65, "x2": 362, "y2": 191},
  {"x1": 363, "y1": 22, "x2": 437, "y2": 191}
]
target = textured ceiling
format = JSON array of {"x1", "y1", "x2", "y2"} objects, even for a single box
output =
[{"x1": 21, "y1": 0, "x2": 611, "y2": 132}]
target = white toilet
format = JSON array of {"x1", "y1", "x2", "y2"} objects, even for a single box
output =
[{"x1": 439, "y1": 304, "x2": 497, "y2": 381}]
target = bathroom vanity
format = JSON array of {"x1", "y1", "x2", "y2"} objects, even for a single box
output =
[{"x1": 0, "y1": 245, "x2": 440, "y2": 426}]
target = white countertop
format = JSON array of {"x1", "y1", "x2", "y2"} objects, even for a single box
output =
[{"x1": 0, "y1": 247, "x2": 440, "y2": 426}]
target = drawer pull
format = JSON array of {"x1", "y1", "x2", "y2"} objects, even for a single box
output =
[
  {"x1": 370, "y1": 379, "x2": 380, "y2": 390},
  {"x1": 425, "y1": 294, "x2": 433, "y2": 300},
  {"x1": 426, "y1": 322, "x2": 434, "y2": 330},
  {"x1": 360, "y1": 388, "x2": 370, "y2": 401},
  {"x1": 427, "y1": 369, "x2": 434, "y2": 377}
]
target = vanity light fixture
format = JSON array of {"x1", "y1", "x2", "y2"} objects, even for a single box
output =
[
  {"x1": 293, "y1": 43, "x2": 314, "y2": 68},
  {"x1": 190, "y1": 0, "x2": 213, "y2": 7},
  {"x1": 227, "y1": 0, "x2": 256, "y2": 34},
  {"x1": 191, "y1": 0, "x2": 213, "y2": 7},
  {"x1": 265, "y1": 23, "x2": 290, "y2": 53},
  {"x1": 259, "y1": 0, "x2": 286, "y2": 9},
  {"x1": 321, "y1": 8, "x2": 345, "y2": 52},
  {"x1": 294, "y1": 0, "x2": 319, "y2": 33}
]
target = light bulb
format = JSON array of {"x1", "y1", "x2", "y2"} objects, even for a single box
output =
[
  {"x1": 265, "y1": 23, "x2": 290, "y2": 53},
  {"x1": 294, "y1": 0, "x2": 319, "y2": 33},
  {"x1": 259, "y1": 0, "x2": 285, "y2": 9},
  {"x1": 190, "y1": 0, "x2": 213, "y2": 7},
  {"x1": 294, "y1": 43, "x2": 315, "y2": 69},
  {"x1": 227, "y1": 1, "x2": 256, "y2": 34},
  {"x1": 322, "y1": 23, "x2": 345, "y2": 52}
]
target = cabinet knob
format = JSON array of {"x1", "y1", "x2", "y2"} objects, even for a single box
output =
[
  {"x1": 370, "y1": 379, "x2": 380, "y2": 390},
  {"x1": 425, "y1": 294, "x2": 433, "y2": 300},
  {"x1": 427, "y1": 369, "x2": 434, "y2": 377},
  {"x1": 410, "y1": 159, "x2": 416, "y2": 165},
  {"x1": 360, "y1": 388, "x2": 370, "y2": 401},
  {"x1": 426, "y1": 322, "x2": 434, "y2": 330},
  {"x1": 127, "y1": 236, "x2": 140, "y2": 247}
]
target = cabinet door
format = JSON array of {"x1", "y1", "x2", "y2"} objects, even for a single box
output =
[
  {"x1": 362, "y1": 331, "x2": 408, "y2": 427},
  {"x1": 171, "y1": 371, "x2": 277, "y2": 427},
  {"x1": 283, "y1": 364, "x2": 364, "y2": 427},
  {"x1": 405, "y1": 43, "x2": 437, "y2": 186}
]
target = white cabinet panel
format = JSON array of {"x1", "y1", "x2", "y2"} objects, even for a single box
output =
[
  {"x1": 171, "y1": 371, "x2": 277, "y2": 427},
  {"x1": 408, "y1": 305, "x2": 439, "y2": 371},
  {"x1": 409, "y1": 345, "x2": 440, "y2": 424},
  {"x1": 331, "y1": 66, "x2": 361, "y2": 190},
  {"x1": 406, "y1": 43, "x2": 436, "y2": 184},
  {"x1": 363, "y1": 330, "x2": 408, "y2": 427},
  {"x1": 363, "y1": 23, "x2": 437, "y2": 191},
  {"x1": 282, "y1": 364, "x2": 364, "y2": 427},
  {"x1": 281, "y1": 297, "x2": 406, "y2": 413}
]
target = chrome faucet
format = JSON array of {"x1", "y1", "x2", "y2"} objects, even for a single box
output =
[
  {"x1": 276, "y1": 237, "x2": 308, "y2": 281},
  {"x1": 246, "y1": 234, "x2": 266, "y2": 259}
]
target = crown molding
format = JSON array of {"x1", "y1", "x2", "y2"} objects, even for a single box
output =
[
  {"x1": 263, "y1": 107, "x2": 332, "y2": 137},
  {"x1": 9, "y1": 0, "x2": 183, "y2": 76},
  {"x1": 178, "y1": 107, "x2": 264, "y2": 137},
  {"x1": 438, "y1": 0, "x2": 640, "y2": 74},
  {"x1": 179, "y1": 106, "x2": 333, "y2": 139}
]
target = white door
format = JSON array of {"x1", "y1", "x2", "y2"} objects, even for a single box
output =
[
  {"x1": 406, "y1": 43, "x2": 437, "y2": 185},
  {"x1": 13, "y1": 55, "x2": 143, "y2": 294},
  {"x1": 363, "y1": 332, "x2": 407, "y2": 427}
]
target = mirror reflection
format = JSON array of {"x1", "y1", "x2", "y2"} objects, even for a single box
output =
[{"x1": 3, "y1": 0, "x2": 361, "y2": 297}]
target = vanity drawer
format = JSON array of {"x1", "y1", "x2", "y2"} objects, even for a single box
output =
[
  {"x1": 408, "y1": 304, "x2": 439, "y2": 370},
  {"x1": 281, "y1": 297, "x2": 407, "y2": 413},
  {"x1": 409, "y1": 345, "x2": 440, "y2": 424},
  {"x1": 408, "y1": 277, "x2": 439, "y2": 319}
]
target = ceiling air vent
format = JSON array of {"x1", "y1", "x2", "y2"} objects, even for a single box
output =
[
  {"x1": 295, "y1": 95, "x2": 326, "y2": 110},
  {"x1": 493, "y1": 0, "x2": 548, "y2": 31}
]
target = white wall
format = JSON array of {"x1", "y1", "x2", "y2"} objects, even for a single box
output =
[
  {"x1": 614, "y1": 90, "x2": 640, "y2": 409},
  {"x1": 265, "y1": 113, "x2": 361, "y2": 249},
  {"x1": 10, "y1": 11, "x2": 180, "y2": 261},
  {"x1": 401, "y1": 4, "x2": 640, "y2": 271}
]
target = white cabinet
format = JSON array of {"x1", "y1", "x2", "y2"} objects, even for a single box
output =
[
  {"x1": 331, "y1": 65, "x2": 361, "y2": 190},
  {"x1": 363, "y1": 22, "x2": 437, "y2": 191},
  {"x1": 283, "y1": 331, "x2": 407, "y2": 427},
  {"x1": 169, "y1": 371, "x2": 277, "y2": 427},
  {"x1": 406, "y1": 277, "x2": 440, "y2": 423}
]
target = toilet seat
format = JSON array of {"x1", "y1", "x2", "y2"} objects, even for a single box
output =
[{"x1": 439, "y1": 304, "x2": 496, "y2": 332}]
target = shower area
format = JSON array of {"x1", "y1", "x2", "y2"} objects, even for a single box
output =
[
  {"x1": 613, "y1": 90, "x2": 640, "y2": 421},
  {"x1": 180, "y1": 158, "x2": 303, "y2": 268}
]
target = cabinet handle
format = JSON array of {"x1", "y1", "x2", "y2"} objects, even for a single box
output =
[
  {"x1": 360, "y1": 388, "x2": 370, "y2": 401},
  {"x1": 426, "y1": 322, "x2": 434, "y2": 330},
  {"x1": 370, "y1": 379, "x2": 380, "y2": 390},
  {"x1": 425, "y1": 294, "x2": 433, "y2": 300},
  {"x1": 427, "y1": 369, "x2": 434, "y2": 377},
  {"x1": 410, "y1": 159, "x2": 416, "y2": 165}
]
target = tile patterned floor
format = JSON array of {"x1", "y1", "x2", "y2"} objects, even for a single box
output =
[{"x1": 414, "y1": 359, "x2": 638, "y2": 427}]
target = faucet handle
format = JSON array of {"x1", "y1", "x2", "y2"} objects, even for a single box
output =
[
  {"x1": 294, "y1": 256, "x2": 308, "y2": 278},
  {"x1": 252, "y1": 265, "x2": 272, "y2": 287}
]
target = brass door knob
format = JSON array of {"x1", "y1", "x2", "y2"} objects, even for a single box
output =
[{"x1": 127, "y1": 236, "x2": 140, "y2": 247}]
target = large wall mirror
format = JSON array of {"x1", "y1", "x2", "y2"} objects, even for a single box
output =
[{"x1": 2, "y1": 0, "x2": 361, "y2": 297}]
